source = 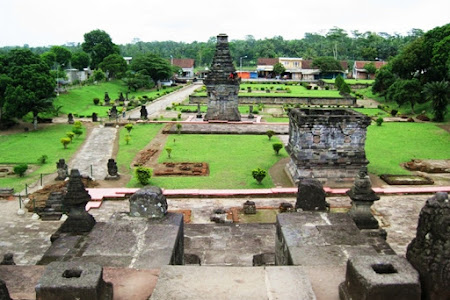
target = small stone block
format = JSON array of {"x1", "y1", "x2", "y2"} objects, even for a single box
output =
[
  {"x1": 339, "y1": 255, "x2": 421, "y2": 300},
  {"x1": 35, "y1": 262, "x2": 113, "y2": 300}
]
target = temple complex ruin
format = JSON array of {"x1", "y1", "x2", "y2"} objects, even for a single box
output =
[
  {"x1": 203, "y1": 34, "x2": 241, "y2": 121},
  {"x1": 286, "y1": 108, "x2": 372, "y2": 186}
]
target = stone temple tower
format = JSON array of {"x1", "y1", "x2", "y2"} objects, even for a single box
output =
[{"x1": 204, "y1": 34, "x2": 241, "y2": 121}]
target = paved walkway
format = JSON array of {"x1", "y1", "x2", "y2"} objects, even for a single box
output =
[
  {"x1": 70, "y1": 127, "x2": 117, "y2": 179},
  {"x1": 128, "y1": 84, "x2": 201, "y2": 119}
]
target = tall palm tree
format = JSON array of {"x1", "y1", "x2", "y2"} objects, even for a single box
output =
[{"x1": 423, "y1": 81, "x2": 449, "y2": 122}]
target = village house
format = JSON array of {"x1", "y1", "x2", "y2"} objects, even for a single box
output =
[
  {"x1": 352, "y1": 61, "x2": 388, "y2": 79},
  {"x1": 171, "y1": 58, "x2": 195, "y2": 78}
]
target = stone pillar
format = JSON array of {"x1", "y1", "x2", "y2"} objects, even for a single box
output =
[
  {"x1": 243, "y1": 200, "x2": 256, "y2": 214},
  {"x1": 59, "y1": 169, "x2": 96, "y2": 233},
  {"x1": 0, "y1": 279, "x2": 11, "y2": 300},
  {"x1": 67, "y1": 113, "x2": 74, "y2": 124},
  {"x1": 347, "y1": 166, "x2": 380, "y2": 229},
  {"x1": 406, "y1": 192, "x2": 450, "y2": 300},
  {"x1": 204, "y1": 34, "x2": 241, "y2": 121},
  {"x1": 104, "y1": 92, "x2": 110, "y2": 105}
]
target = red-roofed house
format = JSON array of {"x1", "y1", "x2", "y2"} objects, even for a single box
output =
[
  {"x1": 256, "y1": 58, "x2": 279, "y2": 78},
  {"x1": 171, "y1": 58, "x2": 195, "y2": 78},
  {"x1": 353, "y1": 61, "x2": 388, "y2": 79}
]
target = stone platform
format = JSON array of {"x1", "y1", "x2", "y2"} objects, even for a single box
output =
[
  {"x1": 151, "y1": 265, "x2": 316, "y2": 300},
  {"x1": 39, "y1": 212, "x2": 184, "y2": 269},
  {"x1": 276, "y1": 212, "x2": 394, "y2": 266}
]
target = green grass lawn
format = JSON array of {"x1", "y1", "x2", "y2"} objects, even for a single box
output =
[
  {"x1": 126, "y1": 134, "x2": 288, "y2": 189},
  {"x1": 0, "y1": 124, "x2": 86, "y2": 192},
  {"x1": 353, "y1": 108, "x2": 389, "y2": 118},
  {"x1": 116, "y1": 123, "x2": 164, "y2": 174},
  {"x1": 55, "y1": 81, "x2": 179, "y2": 117},
  {"x1": 194, "y1": 84, "x2": 342, "y2": 98},
  {"x1": 366, "y1": 122, "x2": 450, "y2": 175}
]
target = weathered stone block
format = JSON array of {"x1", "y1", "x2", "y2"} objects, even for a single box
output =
[
  {"x1": 339, "y1": 255, "x2": 421, "y2": 300},
  {"x1": 129, "y1": 186, "x2": 168, "y2": 218},
  {"x1": 35, "y1": 262, "x2": 113, "y2": 300},
  {"x1": 296, "y1": 179, "x2": 329, "y2": 211}
]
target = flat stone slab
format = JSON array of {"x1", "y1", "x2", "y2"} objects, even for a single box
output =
[
  {"x1": 276, "y1": 212, "x2": 392, "y2": 266},
  {"x1": 150, "y1": 265, "x2": 316, "y2": 300}
]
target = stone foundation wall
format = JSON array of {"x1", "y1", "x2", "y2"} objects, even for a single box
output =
[{"x1": 190, "y1": 95, "x2": 356, "y2": 106}]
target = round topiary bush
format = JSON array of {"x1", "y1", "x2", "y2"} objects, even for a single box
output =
[
  {"x1": 14, "y1": 164, "x2": 28, "y2": 177},
  {"x1": 135, "y1": 166, "x2": 152, "y2": 185}
]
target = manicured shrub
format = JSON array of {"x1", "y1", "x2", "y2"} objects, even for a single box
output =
[
  {"x1": 178, "y1": 113, "x2": 182, "y2": 120},
  {"x1": 176, "y1": 123, "x2": 182, "y2": 134},
  {"x1": 72, "y1": 127, "x2": 83, "y2": 138},
  {"x1": 376, "y1": 117, "x2": 384, "y2": 126},
  {"x1": 125, "y1": 123, "x2": 133, "y2": 134},
  {"x1": 266, "y1": 130, "x2": 275, "y2": 140},
  {"x1": 125, "y1": 135, "x2": 131, "y2": 145},
  {"x1": 272, "y1": 142, "x2": 283, "y2": 155},
  {"x1": 14, "y1": 164, "x2": 28, "y2": 177},
  {"x1": 37, "y1": 155, "x2": 48, "y2": 164},
  {"x1": 166, "y1": 147, "x2": 172, "y2": 158},
  {"x1": 135, "y1": 166, "x2": 152, "y2": 185},
  {"x1": 66, "y1": 132, "x2": 75, "y2": 142},
  {"x1": 391, "y1": 109, "x2": 398, "y2": 117},
  {"x1": 61, "y1": 137, "x2": 71, "y2": 149},
  {"x1": 252, "y1": 168, "x2": 267, "y2": 184},
  {"x1": 93, "y1": 98, "x2": 100, "y2": 105}
]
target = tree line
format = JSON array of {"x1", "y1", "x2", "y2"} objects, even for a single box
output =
[{"x1": 0, "y1": 27, "x2": 426, "y2": 68}]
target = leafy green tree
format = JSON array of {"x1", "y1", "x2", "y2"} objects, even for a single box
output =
[
  {"x1": 372, "y1": 65, "x2": 396, "y2": 95},
  {"x1": 82, "y1": 29, "x2": 120, "y2": 69},
  {"x1": 92, "y1": 69, "x2": 106, "y2": 82},
  {"x1": 123, "y1": 71, "x2": 152, "y2": 91},
  {"x1": 334, "y1": 75, "x2": 345, "y2": 90},
  {"x1": 0, "y1": 73, "x2": 12, "y2": 125},
  {"x1": 376, "y1": 117, "x2": 384, "y2": 126},
  {"x1": 423, "y1": 80, "x2": 450, "y2": 122},
  {"x1": 50, "y1": 46, "x2": 72, "y2": 67},
  {"x1": 272, "y1": 62, "x2": 286, "y2": 77},
  {"x1": 2, "y1": 49, "x2": 55, "y2": 130},
  {"x1": 339, "y1": 81, "x2": 351, "y2": 95},
  {"x1": 387, "y1": 78, "x2": 424, "y2": 113},
  {"x1": 98, "y1": 54, "x2": 128, "y2": 79},
  {"x1": 71, "y1": 52, "x2": 90, "y2": 70},
  {"x1": 312, "y1": 56, "x2": 343, "y2": 73},
  {"x1": 363, "y1": 62, "x2": 377, "y2": 78},
  {"x1": 130, "y1": 53, "x2": 174, "y2": 84},
  {"x1": 41, "y1": 52, "x2": 56, "y2": 69}
]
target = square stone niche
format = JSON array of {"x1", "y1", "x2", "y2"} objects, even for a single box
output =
[{"x1": 286, "y1": 108, "x2": 371, "y2": 186}]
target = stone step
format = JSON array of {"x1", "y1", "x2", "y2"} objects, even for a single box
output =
[{"x1": 150, "y1": 265, "x2": 316, "y2": 300}]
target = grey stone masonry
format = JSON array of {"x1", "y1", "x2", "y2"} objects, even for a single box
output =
[
  {"x1": 286, "y1": 108, "x2": 371, "y2": 186},
  {"x1": 35, "y1": 261, "x2": 113, "y2": 300},
  {"x1": 275, "y1": 212, "x2": 393, "y2": 267},
  {"x1": 339, "y1": 255, "x2": 421, "y2": 300},
  {"x1": 129, "y1": 187, "x2": 168, "y2": 218},
  {"x1": 204, "y1": 34, "x2": 241, "y2": 121}
]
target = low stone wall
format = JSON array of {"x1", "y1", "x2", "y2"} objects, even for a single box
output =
[
  {"x1": 189, "y1": 95, "x2": 356, "y2": 106},
  {"x1": 322, "y1": 82, "x2": 372, "y2": 90}
]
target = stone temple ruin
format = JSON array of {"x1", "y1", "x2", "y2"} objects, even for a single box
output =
[
  {"x1": 286, "y1": 108, "x2": 372, "y2": 186},
  {"x1": 203, "y1": 34, "x2": 241, "y2": 121}
]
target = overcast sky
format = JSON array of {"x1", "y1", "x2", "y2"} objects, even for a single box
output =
[{"x1": 0, "y1": 0, "x2": 449, "y2": 47}]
